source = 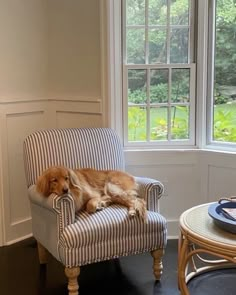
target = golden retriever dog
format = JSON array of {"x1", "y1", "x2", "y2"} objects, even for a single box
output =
[{"x1": 36, "y1": 166, "x2": 147, "y2": 219}]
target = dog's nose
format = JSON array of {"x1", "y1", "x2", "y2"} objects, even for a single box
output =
[{"x1": 63, "y1": 187, "x2": 69, "y2": 194}]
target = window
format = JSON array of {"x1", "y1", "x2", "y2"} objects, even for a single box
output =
[
  {"x1": 207, "y1": 0, "x2": 236, "y2": 146},
  {"x1": 122, "y1": 0, "x2": 196, "y2": 146}
]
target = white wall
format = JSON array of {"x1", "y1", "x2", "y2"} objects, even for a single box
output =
[
  {"x1": 0, "y1": 0, "x2": 103, "y2": 245},
  {"x1": 0, "y1": 0, "x2": 48, "y2": 98},
  {"x1": 0, "y1": 0, "x2": 48, "y2": 245},
  {"x1": 126, "y1": 150, "x2": 236, "y2": 237},
  {"x1": 125, "y1": 150, "x2": 201, "y2": 237},
  {"x1": 47, "y1": 0, "x2": 101, "y2": 98}
]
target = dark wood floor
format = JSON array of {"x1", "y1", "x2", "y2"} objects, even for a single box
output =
[{"x1": 0, "y1": 238, "x2": 235, "y2": 294}]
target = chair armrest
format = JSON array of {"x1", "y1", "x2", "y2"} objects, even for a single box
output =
[
  {"x1": 28, "y1": 185, "x2": 55, "y2": 212},
  {"x1": 28, "y1": 185, "x2": 76, "y2": 229},
  {"x1": 134, "y1": 177, "x2": 164, "y2": 212},
  {"x1": 28, "y1": 185, "x2": 75, "y2": 261}
]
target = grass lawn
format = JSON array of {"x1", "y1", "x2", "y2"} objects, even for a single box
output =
[{"x1": 128, "y1": 103, "x2": 236, "y2": 142}]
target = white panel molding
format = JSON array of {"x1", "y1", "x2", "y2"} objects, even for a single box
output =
[
  {"x1": 199, "y1": 150, "x2": 236, "y2": 204},
  {"x1": 52, "y1": 100, "x2": 102, "y2": 114},
  {"x1": 0, "y1": 95, "x2": 102, "y2": 104},
  {"x1": 0, "y1": 97, "x2": 103, "y2": 245},
  {"x1": 125, "y1": 149, "x2": 199, "y2": 166},
  {"x1": 56, "y1": 112, "x2": 103, "y2": 129},
  {"x1": 1, "y1": 107, "x2": 46, "y2": 244},
  {"x1": 5, "y1": 233, "x2": 33, "y2": 246},
  {"x1": 0, "y1": 96, "x2": 47, "y2": 104},
  {"x1": 49, "y1": 96, "x2": 101, "y2": 103},
  {"x1": 208, "y1": 164, "x2": 236, "y2": 203}
]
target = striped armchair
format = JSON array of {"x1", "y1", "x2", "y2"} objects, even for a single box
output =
[{"x1": 23, "y1": 128, "x2": 167, "y2": 295}]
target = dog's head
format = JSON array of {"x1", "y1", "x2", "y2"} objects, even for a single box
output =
[{"x1": 36, "y1": 166, "x2": 79, "y2": 197}]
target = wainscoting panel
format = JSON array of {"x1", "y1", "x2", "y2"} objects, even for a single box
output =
[
  {"x1": 125, "y1": 150, "x2": 200, "y2": 238},
  {"x1": 208, "y1": 165, "x2": 236, "y2": 202},
  {"x1": 1, "y1": 102, "x2": 47, "y2": 244},
  {"x1": 50, "y1": 98, "x2": 103, "y2": 128},
  {"x1": 56, "y1": 112, "x2": 102, "y2": 128},
  {"x1": 199, "y1": 151, "x2": 236, "y2": 204},
  {"x1": 0, "y1": 97, "x2": 103, "y2": 245}
]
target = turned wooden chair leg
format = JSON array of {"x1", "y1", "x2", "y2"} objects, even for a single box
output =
[
  {"x1": 151, "y1": 249, "x2": 165, "y2": 280},
  {"x1": 65, "y1": 267, "x2": 80, "y2": 295},
  {"x1": 37, "y1": 241, "x2": 49, "y2": 264}
]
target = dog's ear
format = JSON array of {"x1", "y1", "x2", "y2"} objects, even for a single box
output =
[
  {"x1": 36, "y1": 173, "x2": 50, "y2": 196},
  {"x1": 69, "y1": 169, "x2": 81, "y2": 189},
  {"x1": 68, "y1": 169, "x2": 81, "y2": 189}
]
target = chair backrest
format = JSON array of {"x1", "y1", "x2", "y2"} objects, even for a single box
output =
[{"x1": 23, "y1": 128, "x2": 125, "y2": 187}]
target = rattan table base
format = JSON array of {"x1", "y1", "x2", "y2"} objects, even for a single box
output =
[{"x1": 178, "y1": 203, "x2": 236, "y2": 295}]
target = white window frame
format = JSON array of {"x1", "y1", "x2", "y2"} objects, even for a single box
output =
[
  {"x1": 106, "y1": 0, "x2": 197, "y2": 149},
  {"x1": 123, "y1": 0, "x2": 196, "y2": 147},
  {"x1": 205, "y1": 0, "x2": 236, "y2": 150},
  {"x1": 104, "y1": 0, "x2": 123, "y2": 137},
  {"x1": 104, "y1": 0, "x2": 236, "y2": 152}
]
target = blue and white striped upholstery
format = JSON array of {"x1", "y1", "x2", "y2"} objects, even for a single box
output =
[
  {"x1": 60, "y1": 205, "x2": 166, "y2": 267},
  {"x1": 24, "y1": 128, "x2": 124, "y2": 187},
  {"x1": 23, "y1": 128, "x2": 167, "y2": 268}
]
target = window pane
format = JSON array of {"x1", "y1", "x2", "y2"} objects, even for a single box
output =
[
  {"x1": 128, "y1": 69, "x2": 147, "y2": 104},
  {"x1": 171, "y1": 69, "x2": 190, "y2": 102},
  {"x1": 149, "y1": 0, "x2": 167, "y2": 25},
  {"x1": 128, "y1": 106, "x2": 147, "y2": 141},
  {"x1": 170, "y1": 28, "x2": 189, "y2": 63},
  {"x1": 150, "y1": 106, "x2": 168, "y2": 140},
  {"x1": 150, "y1": 69, "x2": 169, "y2": 103},
  {"x1": 123, "y1": 0, "x2": 195, "y2": 144},
  {"x1": 149, "y1": 29, "x2": 167, "y2": 64},
  {"x1": 171, "y1": 106, "x2": 189, "y2": 139},
  {"x1": 126, "y1": 0, "x2": 145, "y2": 25},
  {"x1": 213, "y1": 0, "x2": 236, "y2": 143},
  {"x1": 127, "y1": 28, "x2": 145, "y2": 64},
  {"x1": 170, "y1": 0, "x2": 189, "y2": 25}
]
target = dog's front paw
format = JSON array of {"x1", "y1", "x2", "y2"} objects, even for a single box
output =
[
  {"x1": 128, "y1": 208, "x2": 136, "y2": 217},
  {"x1": 86, "y1": 199, "x2": 101, "y2": 213},
  {"x1": 100, "y1": 195, "x2": 112, "y2": 208},
  {"x1": 96, "y1": 202, "x2": 105, "y2": 211}
]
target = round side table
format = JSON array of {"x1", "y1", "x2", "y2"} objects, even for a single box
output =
[{"x1": 178, "y1": 203, "x2": 236, "y2": 295}]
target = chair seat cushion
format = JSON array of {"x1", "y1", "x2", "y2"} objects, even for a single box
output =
[{"x1": 59, "y1": 205, "x2": 167, "y2": 267}]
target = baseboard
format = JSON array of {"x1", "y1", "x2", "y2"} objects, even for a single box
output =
[
  {"x1": 5, "y1": 233, "x2": 33, "y2": 246},
  {"x1": 167, "y1": 219, "x2": 179, "y2": 239}
]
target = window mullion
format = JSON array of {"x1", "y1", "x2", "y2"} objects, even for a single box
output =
[
  {"x1": 168, "y1": 68, "x2": 172, "y2": 141},
  {"x1": 189, "y1": 0, "x2": 195, "y2": 63},
  {"x1": 167, "y1": 0, "x2": 171, "y2": 64},
  {"x1": 147, "y1": 68, "x2": 151, "y2": 142},
  {"x1": 145, "y1": 0, "x2": 149, "y2": 65}
]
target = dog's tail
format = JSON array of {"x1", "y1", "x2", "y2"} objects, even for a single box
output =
[{"x1": 133, "y1": 198, "x2": 147, "y2": 221}]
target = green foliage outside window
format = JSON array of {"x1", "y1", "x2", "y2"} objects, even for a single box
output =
[{"x1": 126, "y1": 0, "x2": 236, "y2": 143}]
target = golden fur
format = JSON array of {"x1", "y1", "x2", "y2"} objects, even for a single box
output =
[{"x1": 36, "y1": 166, "x2": 147, "y2": 219}]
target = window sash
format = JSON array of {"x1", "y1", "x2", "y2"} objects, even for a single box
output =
[
  {"x1": 123, "y1": 63, "x2": 196, "y2": 146},
  {"x1": 122, "y1": 0, "x2": 196, "y2": 147},
  {"x1": 207, "y1": 0, "x2": 236, "y2": 148}
]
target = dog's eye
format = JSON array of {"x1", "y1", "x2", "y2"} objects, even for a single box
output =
[
  {"x1": 51, "y1": 178, "x2": 58, "y2": 183},
  {"x1": 65, "y1": 176, "x2": 69, "y2": 181}
]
